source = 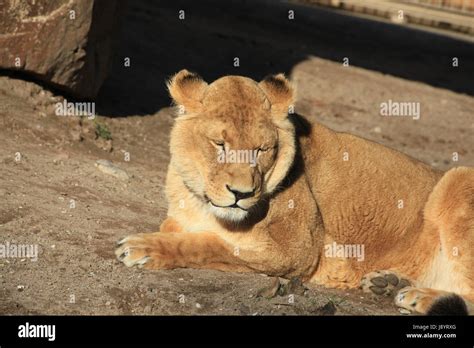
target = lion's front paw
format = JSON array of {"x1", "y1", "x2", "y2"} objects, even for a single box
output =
[
  {"x1": 115, "y1": 233, "x2": 172, "y2": 270},
  {"x1": 360, "y1": 270, "x2": 411, "y2": 297}
]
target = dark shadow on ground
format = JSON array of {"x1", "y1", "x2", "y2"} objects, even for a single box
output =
[{"x1": 96, "y1": 0, "x2": 474, "y2": 117}]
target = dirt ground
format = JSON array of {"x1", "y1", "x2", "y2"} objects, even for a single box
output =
[{"x1": 0, "y1": 1, "x2": 473, "y2": 315}]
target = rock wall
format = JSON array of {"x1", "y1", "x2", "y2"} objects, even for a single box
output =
[{"x1": 0, "y1": 0, "x2": 122, "y2": 99}]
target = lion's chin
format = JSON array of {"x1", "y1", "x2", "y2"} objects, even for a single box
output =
[{"x1": 208, "y1": 204, "x2": 249, "y2": 222}]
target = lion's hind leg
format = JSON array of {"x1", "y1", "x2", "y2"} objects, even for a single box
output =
[
  {"x1": 397, "y1": 167, "x2": 474, "y2": 315},
  {"x1": 422, "y1": 167, "x2": 474, "y2": 303}
]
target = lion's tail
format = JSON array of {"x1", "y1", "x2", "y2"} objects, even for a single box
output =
[{"x1": 426, "y1": 294, "x2": 470, "y2": 315}]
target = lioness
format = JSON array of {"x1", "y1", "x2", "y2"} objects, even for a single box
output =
[{"x1": 116, "y1": 70, "x2": 474, "y2": 314}]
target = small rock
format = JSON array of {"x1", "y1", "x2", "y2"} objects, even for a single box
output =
[
  {"x1": 318, "y1": 301, "x2": 337, "y2": 315},
  {"x1": 280, "y1": 277, "x2": 307, "y2": 296},
  {"x1": 95, "y1": 160, "x2": 130, "y2": 180},
  {"x1": 195, "y1": 303, "x2": 202, "y2": 309},
  {"x1": 238, "y1": 304, "x2": 250, "y2": 314},
  {"x1": 256, "y1": 277, "x2": 281, "y2": 299},
  {"x1": 70, "y1": 129, "x2": 83, "y2": 142},
  {"x1": 53, "y1": 153, "x2": 70, "y2": 164},
  {"x1": 17, "y1": 285, "x2": 25, "y2": 292},
  {"x1": 96, "y1": 138, "x2": 113, "y2": 152}
]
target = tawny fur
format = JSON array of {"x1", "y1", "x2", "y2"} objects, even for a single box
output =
[{"x1": 116, "y1": 70, "x2": 474, "y2": 314}]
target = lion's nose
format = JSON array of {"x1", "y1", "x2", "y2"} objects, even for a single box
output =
[{"x1": 226, "y1": 185, "x2": 255, "y2": 201}]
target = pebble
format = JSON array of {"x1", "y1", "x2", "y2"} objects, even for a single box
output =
[
  {"x1": 53, "y1": 153, "x2": 70, "y2": 164},
  {"x1": 95, "y1": 159, "x2": 130, "y2": 181}
]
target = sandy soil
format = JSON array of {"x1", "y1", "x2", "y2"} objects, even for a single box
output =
[{"x1": 0, "y1": 1, "x2": 473, "y2": 315}]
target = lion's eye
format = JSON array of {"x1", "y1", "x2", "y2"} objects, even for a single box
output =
[
  {"x1": 211, "y1": 140, "x2": 225, "y2": 148},
  {"x1": 257, "y1": 144, "x2": 277, "y2": 156}
]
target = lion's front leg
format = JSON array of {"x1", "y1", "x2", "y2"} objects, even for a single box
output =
[
  {"x1": 159, "y1": 217, "x2": 184, "y2": 233},
  {"x1": 115, "y1": 231, "x2": 253, "y2": 272}
]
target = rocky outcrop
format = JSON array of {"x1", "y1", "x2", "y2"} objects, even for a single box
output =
[{"x1": 0, "y1": 0, "x2": 122, "y2": 99}]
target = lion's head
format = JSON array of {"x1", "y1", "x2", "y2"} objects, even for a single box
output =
[{"x1": 167, "y1": 70, "x2": 296, "y2": 222}]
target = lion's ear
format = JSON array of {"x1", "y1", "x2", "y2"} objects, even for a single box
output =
[
  {"x1": 258, "y1": 74, "x2": 294, "y2": 119},
  {"x1": 167, "y1": 69, "x2": 208, "y2": 114}
]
